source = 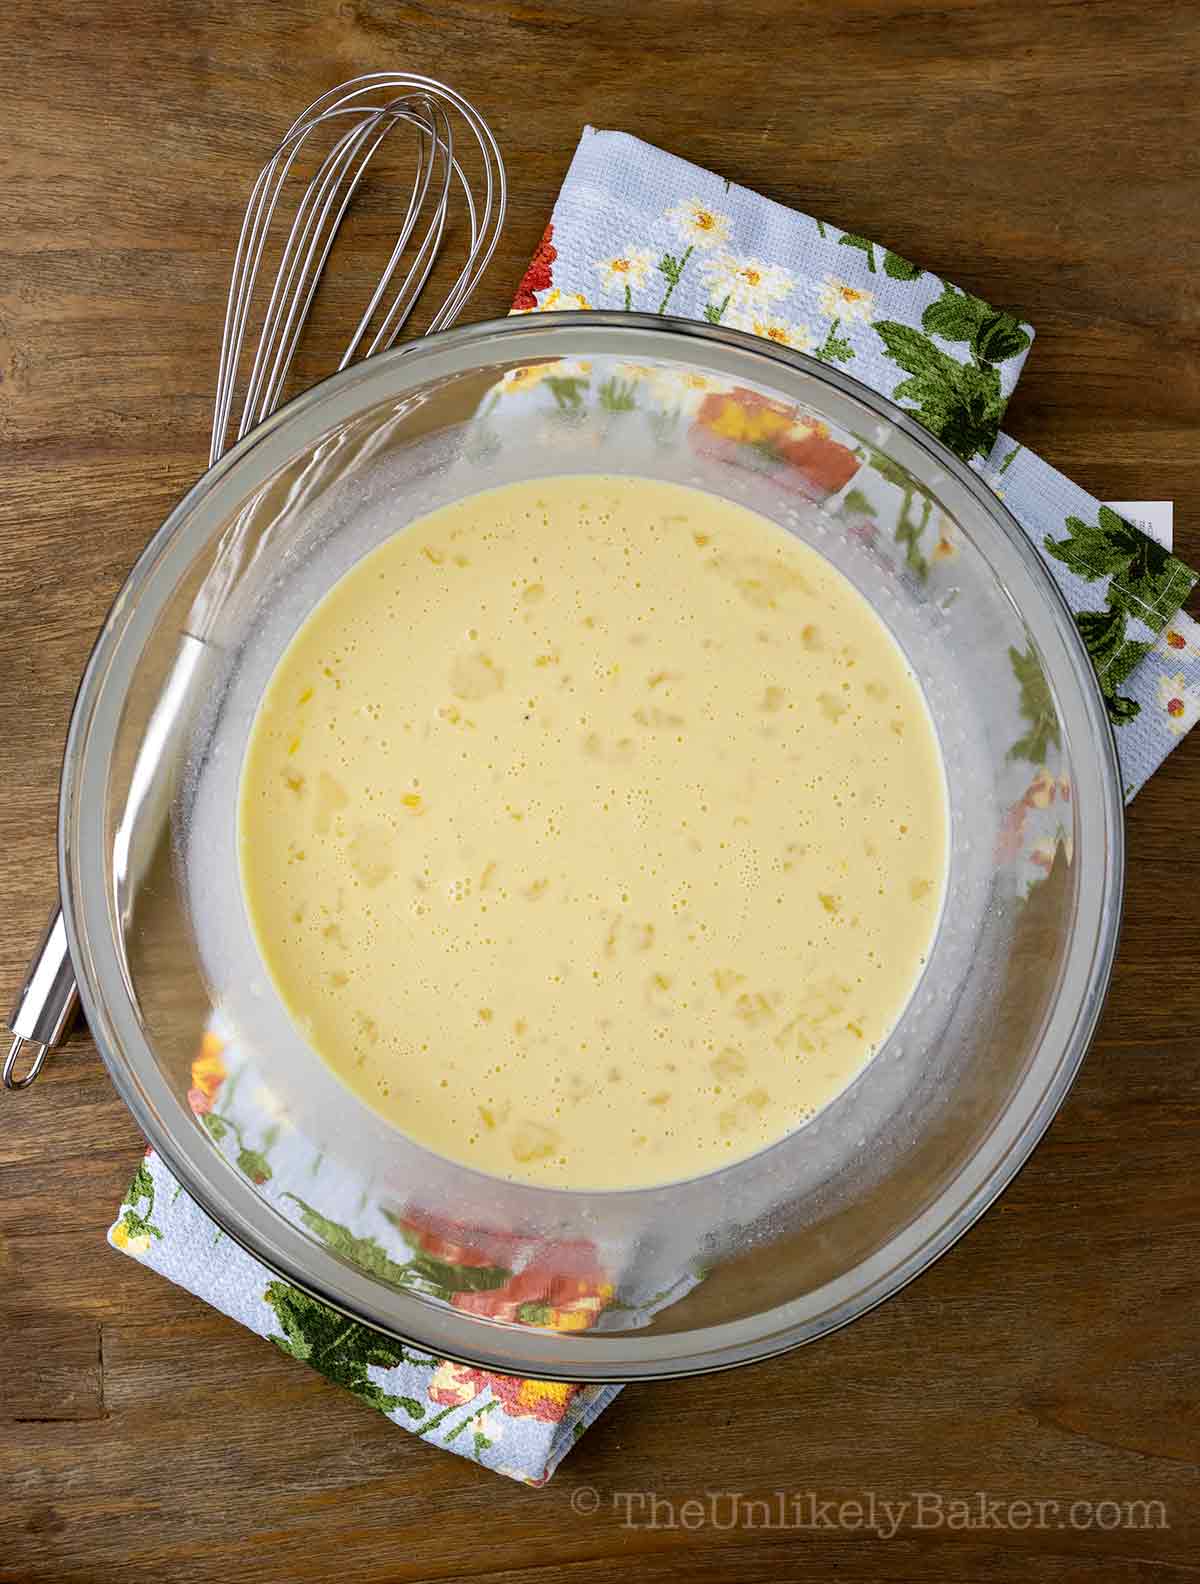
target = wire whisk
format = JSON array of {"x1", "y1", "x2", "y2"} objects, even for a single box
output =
[
  {"x1": 210, "y1": 72, "x2": 506, "y2": 467},
  {"x1": 3, "y1": 74, "x2": 505, "y2": 1093}
]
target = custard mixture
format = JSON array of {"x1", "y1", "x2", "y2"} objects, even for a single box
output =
[{"x1": 239, "y1": 475, "x2": 947, "y2": 1188}]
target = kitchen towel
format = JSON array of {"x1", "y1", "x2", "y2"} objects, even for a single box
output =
[
  {"x1": 515, "y1": 128, "x2": 1200, "y2": 796},
  {"x1": 109, "y1": 126, "x2": 1199, "y2": 1485}
]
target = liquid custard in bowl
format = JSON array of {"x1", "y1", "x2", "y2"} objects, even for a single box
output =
[{"x1": 239, "y1": 475, "x2": 948, "y2": 1189}]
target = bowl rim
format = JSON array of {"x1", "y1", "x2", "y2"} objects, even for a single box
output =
[{"x1": 60, "y1": 310, "x2": 1125, "y2": 1380}]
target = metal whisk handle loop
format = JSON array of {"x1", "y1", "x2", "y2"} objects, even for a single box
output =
[{"x1": 4, "y1": 907, "x2": 78, "y2": 1089}]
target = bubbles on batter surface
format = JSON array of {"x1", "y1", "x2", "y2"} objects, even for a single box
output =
[{"x1": 238, "y1": 474, "x2": 948, "y2": 1189}]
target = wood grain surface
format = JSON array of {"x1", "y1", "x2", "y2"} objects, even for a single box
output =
[{"x1": 2, "y1": 1, "x2": 1198, "y2": 1579}]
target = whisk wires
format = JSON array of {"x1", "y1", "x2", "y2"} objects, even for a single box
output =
[{"x1": 211, "y1": 73, "x2": 506, "y2": 467}]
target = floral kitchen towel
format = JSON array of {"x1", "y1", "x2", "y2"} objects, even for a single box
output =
[
  {"x1": 111, "y1": 1036, "x2": 623, "y2": 1488},
  {"x1": 514, "y1": 127, "x2": 1198, "y2": 797},
  {"x1": 976, "y1": 440, "x2": 1199, "y2": 796},
  {"x1": 110, "y1": 125, "x2": 1198, "y2": 1486},
  {"x1": 111, "y1": 1155, "x2": 619, "y2": 1487},
  {"x1": 515, "y1": 132, "x2": 1035, "y2": 469}
]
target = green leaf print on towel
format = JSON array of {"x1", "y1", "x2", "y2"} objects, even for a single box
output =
[
  {"x1": 1008, "y1": 643, "x2": 1063, "y2": 764},
  {"x1": 875, "y1": 285, "x2": 1030, "y2": 463},
  {"x1": 656, "y1": 246, "x2": 694, "y2": 314},
  {"x1": 597, "y1": 376, "x2": 638, "y2": 413},
  {"x1": 202, "y1": 1109, "x2": 274, "y2": 1185},
  {"x1": 284, "y1": 1194, "x2": 416, "y2": 1285},
  {"x1": 235, "y1": 1147, "x2": 272, "y2": 1185},
  {"x1": 838, "y1": 232, "x2": 879, "y2": 273},
  {"x1": 1074, "y1": 611, "x2": 1150, "y2": 723},
  {"x1": 837, "y1": 232, "x2": 921, "y2": 281},
  {"x1": 1044, "y1": 506, "x2": 1197, "y2": 723},
  {"x1": 1044, "y1": 506, "x2": 1192, "y2": 631},
  {"x1": 883, "y1": 250, "x2": 922, "y2": 281},
  {"x1": 855, "y1": 444, "x2": 940, "y2": 580},
  {"x1": 873, "y1": 321, "x2": 1004, "y2": 462},
  {"x1": 545, "y1": 375, "x2": 589, "y2": 413},
  {"x1": 114, "y1": 1158, "x2": 163, "y2": 1249},
  {"x1": 283, "y1": 1194, "x2": 512, "y2": 1302},
  {"x1": 265, "y1": 1280, "x2": 425, "y2": 1419},
  {"x1": 921, "y1": 284, "x2": 1031, "y2": 365},
  {"x1": 813, "y1": 317, "x2": 854, "y2": 365}
]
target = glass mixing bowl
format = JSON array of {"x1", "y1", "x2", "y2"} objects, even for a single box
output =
[{"x1": 60, "y1": 313, "x2": 1123, "y2": 1379}]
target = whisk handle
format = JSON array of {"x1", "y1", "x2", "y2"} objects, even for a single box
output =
[{"x1": 4, "y1": 908, "x2": 78, "y2": 1090}]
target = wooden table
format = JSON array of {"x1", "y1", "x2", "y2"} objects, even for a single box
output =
[{"x1": 2, "y1": 2, "x2": 1197, "y2": 1578}]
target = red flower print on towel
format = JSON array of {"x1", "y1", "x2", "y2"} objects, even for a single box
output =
[
  {"x1": 395, "y1": 1206, "x2": 522, "y2": 1271},
  {"x1": 450, "y1": 1240, "x2": 614, "y2": 1332},
  {"x1": 428, "y1": 1359, "x2": 577, "y2": 1424},
  {"x1": 188, "y1": 1032, "x2": 228, "y2": 1118},
  {"x1": 995, "y1": 766, "x2": 1072, "y2": 867},
  {"x1": 690, "y1": 387, "x2": 859, "y2": 501},
  {"x1": 512, "y1": 222, "x2": 557, "y2": 310}
]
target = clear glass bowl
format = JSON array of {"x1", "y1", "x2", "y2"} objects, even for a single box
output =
[{"x1": 61, "y1": 313, "x2": 1123, "y2": 1379}]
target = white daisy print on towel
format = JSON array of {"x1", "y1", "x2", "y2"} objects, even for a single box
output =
[
  {"x1": 594, "y1": 248, "x2": 656, "y2": 297},
  {"x1": 728, "y1": 311, "x2": 814, "y2": 351},
  {"x1": 1157, "y1": 672, "x2": 1200, "y2": 735},
  {"x1": 1155, "y1": 622, "x2": 1200, "y2": 661},
  {"x1": 512, "y1": 287, "x2": 591, "y2": 315},
  {"x1": 701, "y1": 251, "x2": 796, "y2": 315},
  {"x1": 648, "y1": 365, "x2": 731, "y2": 415},
  {"x1": 665, "y1": 197, "x2": 732, "y2": 250},
  {"x1": 497, "y1": 362, "x2": 554, "y2": 396},
  {"x1": 818, "y1": 275, "x2": 875, "y2": 323},
  {"x1": 496, "y1": 358, "x2": 591, "y2": 397}
]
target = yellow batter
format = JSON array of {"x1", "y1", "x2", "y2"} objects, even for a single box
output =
[{"x1": 239, "y1": 475, "x2": 947, "y2": 1189}]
